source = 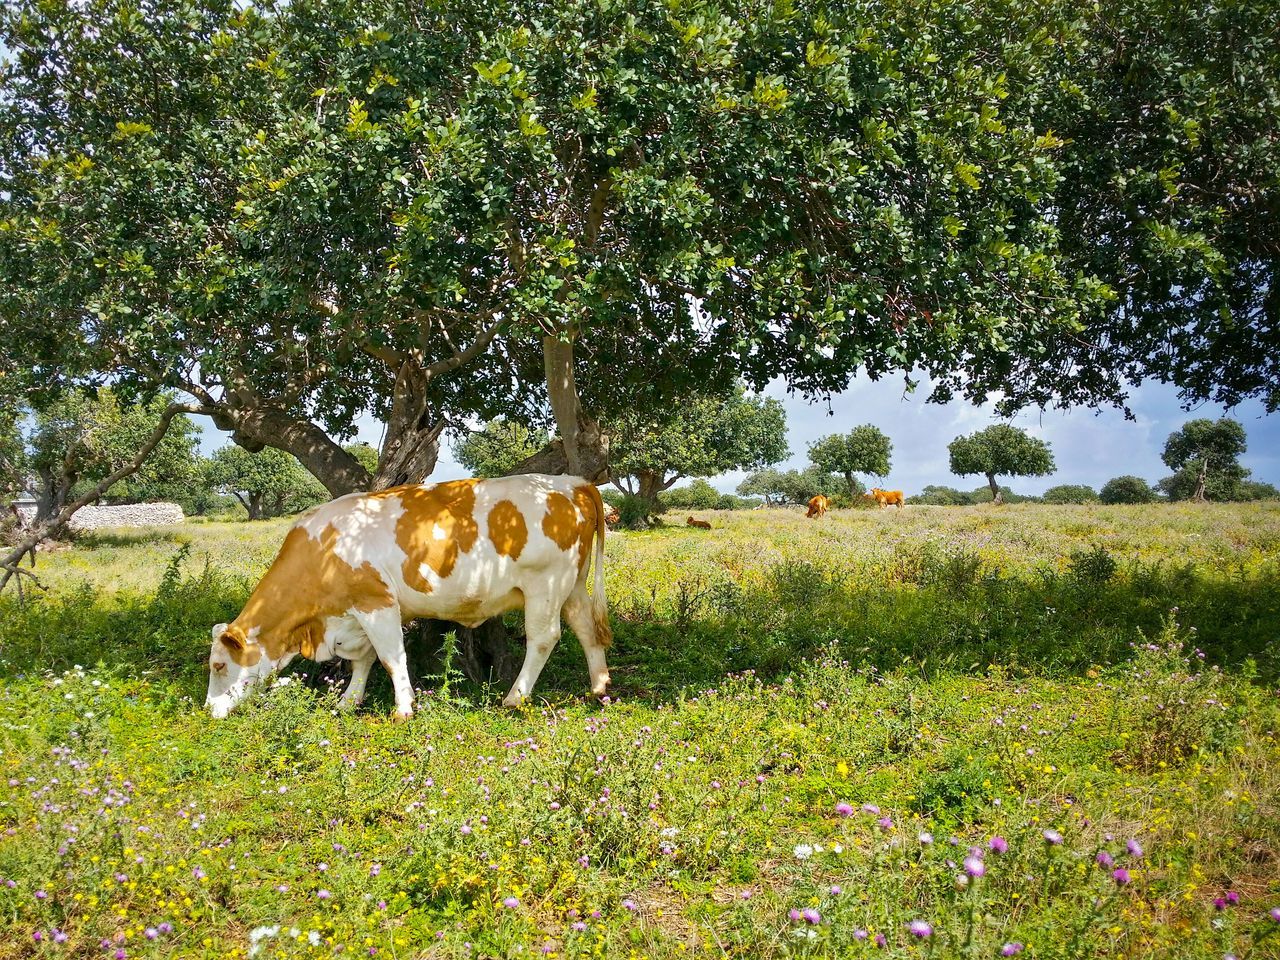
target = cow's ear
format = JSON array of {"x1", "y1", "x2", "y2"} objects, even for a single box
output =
[{"x1": 219, "y1": 625, "x2": 247, "y2": 653}]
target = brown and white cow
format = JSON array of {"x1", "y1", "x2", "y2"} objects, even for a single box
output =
[{"x1": 206, "y1": 475, "x2": 611, "y2": 718}]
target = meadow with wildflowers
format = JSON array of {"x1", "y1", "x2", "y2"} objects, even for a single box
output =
[{"x1": 1, "y1": 503, "x2": 1278, "y2": 959}]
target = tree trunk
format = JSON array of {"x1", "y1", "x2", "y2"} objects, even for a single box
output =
[
  {"x1": 988, "y1": 473, "x2": 1003, "y2": 504},
  {"x1": 372, "y1": 362, "x2": 445, "y2": 491},
  {"x1": 503, "y1": 415, "x2": 609, "y2": 482},
  {"x1": 543, "y1": 334, "x2": 584, "y2": 475},
  {"x1": 844, "y1": 470, "x2": 856, "y2": 498},
  {"x1": 1193, "y1": 460, "x2": 1208, "y2": 502},
  {"x1": 637, "y1": 469, "x2": 664, "y2": 513},
  {"x1": 210, "y1": 404, "x2": 372, "y2": 497}
]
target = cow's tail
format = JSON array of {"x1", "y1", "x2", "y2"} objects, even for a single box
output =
[{"x1": 584, "y1": 483, "x2": 613, "y2": 648}]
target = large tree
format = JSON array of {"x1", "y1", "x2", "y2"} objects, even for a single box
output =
[
  {"x1": 808, "y1": 426, "x2": 892, "y2": 498},
  {"x1": 737, "y1": 467, "x2": 847, "y2": 506},
  {"x1": 1159, "y1": 418, "x2": 1248, "y2": 503},
  {"x1": 948, "y1": 425, "x2": 1055, "y2": 504},
  {"x1": 611, "y1": 386, "x2": 788, "y2": 512}
]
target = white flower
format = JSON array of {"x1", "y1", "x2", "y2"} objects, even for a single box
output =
[
  {"x1": 307, "y1": 931, "x2": 321, "y2": 946},
  {"x1": 793, "y1": 844, "x2": 814, "y2": 860},
  {"x1": 660, "y1": 827, "x2": 680, "y2": 838}
]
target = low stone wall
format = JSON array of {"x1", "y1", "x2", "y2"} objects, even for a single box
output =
[{"x1": 66, "y1": 503, "x2": 186, "y2": 530}]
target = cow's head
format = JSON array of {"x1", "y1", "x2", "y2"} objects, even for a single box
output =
[{"x1": 205, "y1": 622, "x2": 276, "y2": 718}]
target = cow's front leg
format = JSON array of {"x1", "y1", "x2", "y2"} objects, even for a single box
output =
[
  {"x1": 339, "y1": 648, "x2": 378, "y2": 710},
  {"x1": 357, "y1": 607, "x2": 414, "y2": 719},
  {"x1": 503, "y1": 598, "x2": 561, "y2": 708}
]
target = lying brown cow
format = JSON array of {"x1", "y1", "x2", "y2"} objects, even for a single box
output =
[
  {"x1": 686, "y1": 516, "x2": 712, "y2": 530},
  {"x1": 604, "y1": 506, "x2": 621, "y2": 527},
  {"x1": 806, "y1": 495, "x2": 830, "y2": 518}
]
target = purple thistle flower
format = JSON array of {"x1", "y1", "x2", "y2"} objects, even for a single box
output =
[
  {"x1": 788, "y1": 909, "x2": 802, "y2": 922},
  {"x1": 32, "y1": 932, "x2": 43, "y2": 943},
  {"x1": 989, "y1": 836, "x2": 1009, "y2": 854},
  {"x1": 963, "y1": 856, "x2": 986, "y2": 878},
  {"x1": 918, "y1": 831, "x2": 934, "y2": 845},
  {"x1": 192, "y1": 867, "x2": 205, "y2": 880},
  {"x1": 317, "y1": 889, "x2": 332, "y2": 900},
  {"x1": 570, "y1": 921, "x2": 587, "y2": 933},
  {"x1": 1226, "y1": 891, "x2": 1239, "y2": 905},
  {"x1": 1113, "y1": 868, "x2": 1131, "y2": 885},
  {"x1": 1214, "y1": 897, "x2": 1227, "y2": 911},
  {"x1": 1126, "y1": 839, "x2": 1143, "y2": 858},
  {"x1": 830, "y1": 885, "x2": 842, "y2": 895},
  {"x1": 1001, "y1": 944, "x2": 1025, "y2": 956},
  {"x1": 908, "y1": 920, "x2": 933, "y2": 938},
  {"x1": 875, "y1": 933, "x2": 887, "y2": 947},
  {"x1": 835, "y1": 802, "x2": 854, "y2": 817},
  {"x1": 861, "y1": 803, "x2": 881, "y2": 815},
  {"x1": 503, "y1": 897, "x2": 519, "y2": 909},
  {"x1": 622, "y1": 899, "x2": 638, "y2": 912},
  {"x1": 1270, "y1": 907, "x2": 1280, "y2": 922},
  {"x1": 1097, "y1": 851, "x2": 1114, "y2": 868},
  {"x1": 459, "y1": 824, "x2": 472, "y2": 835},
  {"x1": 145, "y1": 928, "x2": 158, "y2": 940},
  {"x1": 370, "y1": 863, "x2": 381, "y2": 877},
  {"x1": 1043, "y1": 829, "x2": 1064, "y2": 845},
  {"x1": 853, "y1": 929, "x2": 868, "y2": 941},
  {"x1": 877, "y1": 816, "x2": 893, "y2": 830},
  {"x1": 802, "y1": 908, "x2": 821, "y2": 925},
  {"x1": 35, "y1": 890, "x2": 47, "y2": 900},
  {"x1": 158, "y1": 923, "x2": 173, "y2": 935}
]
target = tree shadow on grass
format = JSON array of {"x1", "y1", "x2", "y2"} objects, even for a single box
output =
[{"x1": 2, "y1": 549, "x2": 1276, "y2": 711}]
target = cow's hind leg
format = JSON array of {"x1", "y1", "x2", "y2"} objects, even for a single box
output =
[
  {"x1": 338, "y1": 646, "x2": 378, "y2": 710},
  {"x1": 355, "y1": 606, "x2": 414, "y2": 719},
  {"x1": 563, "y1": 585, "x2": 610, "y2": 698},
  {"x1": 503, "y1": 595, "x2": 562, "y2": 708}
]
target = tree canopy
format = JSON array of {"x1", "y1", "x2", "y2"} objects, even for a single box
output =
[
  {"x1": 808, "y1": 426, "x2": 892, "y2": 497},
  {"x1": 737, "y1": 466, "x2": 848, "y2": 506},
  {"x1": 948, "y1": 424, "x2": 1054, "y2": 504},
  {"x1": 1100, "y1": 475, "x2": 1156, "y2": 505}
]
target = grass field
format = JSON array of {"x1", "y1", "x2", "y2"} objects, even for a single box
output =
[{"x1": 1, "y1": 504, "x2": 1278, "y2": 958}]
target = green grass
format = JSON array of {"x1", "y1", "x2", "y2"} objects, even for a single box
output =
[{"x1": 1, "y1": 504, "x2": 1278, "y2": 959}]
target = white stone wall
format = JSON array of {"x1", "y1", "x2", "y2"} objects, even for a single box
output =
[{"x1": 66, "y1": 503, "x2": 186, "y2": 530}]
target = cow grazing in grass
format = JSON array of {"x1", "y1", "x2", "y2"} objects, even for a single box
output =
[
  {"x1": 206, "y1": 475, "x2": 611, "y2": 718},
  {"x1": 686, "y1": 516, "x2": 712, "y2": 529},
  {"x1": 806, "y1": 494, "x2": 830, "y2": 518},
  {"x1": 871, "y1": 487, "x2": 904, "y2": 508}
]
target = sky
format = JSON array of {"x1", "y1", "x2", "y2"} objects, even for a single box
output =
[{"x1": 197, "y1": 377, "x2": 1279, "y2": 497}]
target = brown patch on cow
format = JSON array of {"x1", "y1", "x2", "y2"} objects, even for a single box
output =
[
  {"x1": 487, "y1": 499, "x2": 528, "y2": 560},
  {"x1": 228, "y1": 523, "x2": 395, "y2": 662},
  {"x1": 572, "y1": 485, "x2": 598, "y2": 570},
  {"x1": 542, "y1": 491, "x2": 580, "y2": 551},
  {"x1": 390, "y1": 480, "x2": 480, "y2": 593}
]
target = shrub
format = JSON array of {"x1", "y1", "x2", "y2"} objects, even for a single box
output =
[
  {"x1": 1100, "y1": 475, "x2": 1157, "y2": 504},
  {"x1": 1042, "y1": 484, "x2": 1099, "y2": 504}
]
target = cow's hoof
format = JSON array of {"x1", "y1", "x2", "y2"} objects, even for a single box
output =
[
  {"x1": 391, "y1": 710, "x2": 413, "y2": 723},
  {"x1": 501, "y1": 693, "x2": 525, "y2": 709}
]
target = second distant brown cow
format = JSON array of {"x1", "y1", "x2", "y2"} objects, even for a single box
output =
[
  {"x1": 871, "y1": 488, "x2": 904, "y2": 508},
  {"x1": 806, "y1": 495, "x2": 830, "y2": 518},
  {"x1": 686, "y1": 516, "x2": 712, "y2": 529}
]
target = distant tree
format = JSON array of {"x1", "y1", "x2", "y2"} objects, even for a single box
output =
[
  {"x1": 660, "y1": 479, "x2": 724, "y2": 512},
  {"x1": 0, "y1": 403, "x2": 26, "y2": 502},
  {"x1": 1235, "y1": 480, "x2": 1280, "y2": 501},
  {"x1": 1100, "y1": 476, "x2": 1157, "y2": 505},
  {"x1": 948, "y1": 425, "x2": 1055, "y2": 504},
  {"x1": 808, "y1": 427, "x2": 892, "y2": 498},
  {"x1": 737, "y1": 467, "x2": 846, "y2": 506},
  {"x1": 906, "y1": 485, "x2": 976, "y2": 506},
  {"x1": 1042, "y1": 484, "x2": 1099, "y2": 505},
  {"x1": 453, "y1": 420, "x2": 551, "y2": 479},
  {"x1": 611, "y1": 386, "x2": 787, "y2": 515},
  {"x1": 1160, "y1": 419, "x2": 1249, "y2": 502},
  {"x1": 344, "y1": 443, "x2": 381, "y2": 479},
  {"x1": 206, "y1": 446, "x2": 327, "y2": 520},
  {"x1": 27, "y1": 389, "x2": 201, "y2": 523},
  {"x1": 969, "y1": 485, "x2": 1036, "y2": 504}
]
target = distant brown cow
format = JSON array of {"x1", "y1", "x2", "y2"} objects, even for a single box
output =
[
  {"x1": 870, "y1": 488, "x2": 904, "y2": 508},
  {"x1": 806, "y1": 495, "x2": 830, "y2": 518},
  {"x1": 604, "y1": 506, "x2": 621, "y2": 527},
  {"x1": 686, "y1": 516, "x2": 712, "y2": 530}
]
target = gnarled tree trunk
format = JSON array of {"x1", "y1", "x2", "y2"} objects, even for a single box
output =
[
  {"x1": 987, "y1": 473, "x2": 1003, "y2": 504},
  {"x1": 372, "y1": 362, "x2": 445, "y2": 491}
]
